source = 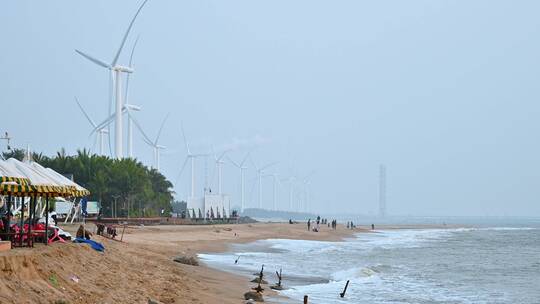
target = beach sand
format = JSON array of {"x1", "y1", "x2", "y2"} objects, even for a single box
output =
[{"x1": 0, "y1": 222, "x2": 360, "y2": 304}]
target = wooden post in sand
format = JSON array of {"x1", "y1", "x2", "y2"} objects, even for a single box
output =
[
  {"x1": 340, "y1": 280, "x2": 350, "y2": 298},
  {"x1": 304, "y1": 295, "x2": 308, "y2": 303}
]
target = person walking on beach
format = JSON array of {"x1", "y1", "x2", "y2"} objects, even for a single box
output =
[
  {"x1": 316, "y1": 216, "x2": 320, "y2": 231},
  {"x1": 307, "y1": 219, "x2": 311, "y2": 231}
]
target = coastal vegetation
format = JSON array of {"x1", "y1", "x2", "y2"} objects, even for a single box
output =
[{"x1": 2, "y1": 148, "x2": 174, "y2": 217}]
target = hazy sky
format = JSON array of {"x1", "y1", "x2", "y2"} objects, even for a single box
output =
[{"x1": 2, "y1": 1, "x2": 539, "y2": 216}]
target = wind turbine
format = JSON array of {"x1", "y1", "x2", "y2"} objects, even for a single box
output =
[
  {"x1": 178, "y1": 124, "x2": 209, "y2": 198},
  {"x1": 263, "y1": 173, "x2": 281, "y2": 211},
  {"x1": 212, "y1": 147, "x2": 230, "y2": 195},
  {"x1": 126, "y1": 110, "x2": 169, "y2": 171},
  {"x1": 75, "y1": 97, "x2": 109, "y2": 155},
  {"x1": 123, "y1": 35, "x2": 144, "y2": 158},
  {"x1": 281, "y1": 176, "x2": 297, "y2": 212},
  {"x1": 228, "y1": 153, "x2": 250, "y2": 213},
  {"x1": 75, "y1": 0, "x2": 149, "y2": 159},
  {"x1": 301, "y1": 172, "x2": 315, "y2": 213},
  {"x1": 250, "y1": 157, "x2": 277, "y2": 209}
]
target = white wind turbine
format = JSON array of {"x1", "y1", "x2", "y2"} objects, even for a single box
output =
[
  {"x1": 126, "y1": 110, "x2": 170, "y2": 171},
  {"x1": 250, "y1": 157, "x2": 277, "y2": 210},
  {"x1": 75, "y1": 97, "x2": 109, "y2": 155},
  {"x1": 178, "y1": 124, "x2": 209, "y2": 199},
  {"x1": 124, "y1": 36, "x2": 142, "y2": 158},
  {"x1": 228, "y1": 153, "x2": 250, "y2": 213},
  {"x1": 75, "y1": 0, "x2": 149, "y2": 159},
  {"x1": 281, "y1": 176, "x2": 297, "y2": 212},
  {"x1": 212, "y1": 147, "x2": 231, "y2": 195},
  {"x1": 301, "y1": 172, "x2": 315, "y2": 213},
  {"x1": 263, "y1": 173, "x2": 281, "y2": 211}
]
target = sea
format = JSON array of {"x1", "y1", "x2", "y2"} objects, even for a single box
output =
[{"x1": 200, "y1": 218, "x2": 540, "y2": 304}]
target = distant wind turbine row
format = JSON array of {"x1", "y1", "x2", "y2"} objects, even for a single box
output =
[{"x1": 72, "y1": 0, "x2": 315, "y2": 214}]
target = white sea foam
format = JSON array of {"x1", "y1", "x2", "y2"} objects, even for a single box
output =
[{"x1": 201, "y1": 227, "x2": 539, "y2": 304}]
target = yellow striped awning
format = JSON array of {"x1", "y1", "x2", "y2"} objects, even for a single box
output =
[
  {"x1": 0, "y1": 182, "x2": 36, "y2": 196},
  {"x1": 1, "y1": 176, "x2": 31, "y2": 185}
]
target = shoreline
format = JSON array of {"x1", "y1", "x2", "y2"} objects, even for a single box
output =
[{"x1": 0, "y1": 222, "x2": 455, "y2": 304}]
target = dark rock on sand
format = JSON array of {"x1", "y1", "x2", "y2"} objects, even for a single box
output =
[
  {"x1": 147, "y1": 299, "x2": 163, "y2": 304},
  {"x1": 270, "y1": 285, "x2": 284, "y2": 290},
  {"x1": 173, "y1": 255, "x2": 199, "y2": 266},
  {"x1": 243, "y1": 291, "x2": 264, "y2": 302},
  {"x1": 250, "y1": 278, "x2": 268, "y2": 284}
]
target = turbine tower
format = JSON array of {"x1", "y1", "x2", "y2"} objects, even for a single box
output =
[
  {"x1": 263, "y1": 173, "x2": 281, "y2": 211},
  {"x1": 178, "y1": 124, "x2": 208, "y2": 198},
  {"x1": 75, "y1": 97, "x2": 109, "y2": 155},
  {"x1": 124, "y1": 36, "x2": 142, "y2": 158},
  {"x1": 301, "y1": 171, "x2": 315, "y2": 213},
  {"x1": 75, "y1": 0, "x2": 149, "y2": 159},
  {"x1": 228, "y1": 153, "x2": 250, "y2": 213},
  {"x1": 282, "y1": 176, "x2": 296, "y2": 212},
  {"x1": 379, "y1": 164, "x2": 387, "y2": 218},
  {"x1": 250, "y1": 157, "x2": 277, "y2": 209},
  {"x1": 212, "y1": 147, "x2": 230, "y2": 195}
]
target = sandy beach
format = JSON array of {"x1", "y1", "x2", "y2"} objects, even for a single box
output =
[{"x1": 0, "y1": 222, "x2": 364, "y2": 304}]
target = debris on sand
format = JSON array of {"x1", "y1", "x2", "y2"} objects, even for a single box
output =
[
  {"x1": 173, "y1": 255, "x2": 199, "y2": 266},
  {"x1": 243, "y1": 291, "x2": 264, "y2": 302}
]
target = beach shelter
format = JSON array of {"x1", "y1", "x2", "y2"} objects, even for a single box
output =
[
  {"x1": 42, "y1": 166, "x2": 90, "y2": 197},
  {"x1": 39, "y1": 164, "x2": 90, "y2": 224},
  {"x1": 0, "y1": 160, "x2": 36, "y2": 241},
  {"x1": 0, "y1": 160, "x2": 35, "y2": 196},
  {"x1": 6, "y1": 158, "x2": 69, "y2": 197},
  {"x1": 5, "y1": 158, "x2": 72, "y2": 245}
]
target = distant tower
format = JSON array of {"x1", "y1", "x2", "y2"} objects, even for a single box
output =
[{"x1": 378, "y1": 164, "x2": 387, "y2": 218}]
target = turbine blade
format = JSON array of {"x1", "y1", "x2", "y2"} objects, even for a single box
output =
[
  {"x1": 111, "y1": 0, "x2": 149, "y2": 66},
  {"x1": 75, "y1": 50, "x2": 110, "y2": 68},
  {"x1": 218, "y1": 149, "x2": 230, "y2": 161},
  {"x1": 124, "y1": 35, "x2": 140, "y2": 104},
  {"x1": 227, "y1": 156, "x2": 240, "y2": 168},
  {"x1": 129, "y1": 35, "x2": 140, "y2": 68},
  {"x1": 180, "y1": 122, "x2": 191, "y2": 154},
  {"x1": 261, "y1": 161, "x2": 278, "y2": 171},
  {"x1": 154, "y1": 112, "x2": 170, "y2": 146},
  {"x1": 176, "y1": 157, "x2": 189, "y2": 185},
  {"x1": 91, "y1": 113, "x2": 116, "y2": 136},
  {"x1": 75, "y1": 97, "x2": 97, "y2": 128},
  {"x1": 125, "y1": 108, "x2": 153, "y2": 146},
  {"x1": 240, "y1": 152, "x2": 251, "y2": 166}
]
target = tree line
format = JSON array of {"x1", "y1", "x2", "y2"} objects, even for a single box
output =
[{"x1": 2, "y1": 148, "x2": 174, "y2": 217}]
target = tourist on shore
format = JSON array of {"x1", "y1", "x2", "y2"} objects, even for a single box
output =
[
  {"x1": 316, "y1": 216, "x2": 320, "y2": 231},
  {"x1": 307, "y1": 219, "x2": 311, "y2": 231},
  {"x1": 371, "y1": 223, "x2": 375, "y2": 230}
]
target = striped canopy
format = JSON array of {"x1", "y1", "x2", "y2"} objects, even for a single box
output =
[
  {"x1": 0, "y1": 181, "x2": 36, "y2": 196},
  {"x1": 0, "y1": 160, "x2": 34, "y2": 196},
  {"x1": 0, "y1": 161, "x2": 31, "y2": 185},
  {"x1": 31, "y1": 162, "x2": 90, "y2": 197},
  {"x1": 0, "y1": 158, "x2": 90, "y2": 197},
  {"x1": 6, "y1": 159, "x2": 71, "y2": 197}
]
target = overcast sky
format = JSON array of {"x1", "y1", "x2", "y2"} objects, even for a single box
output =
[{"x1": 1, "y1": 0, "x2": 539, "y2": 216}]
